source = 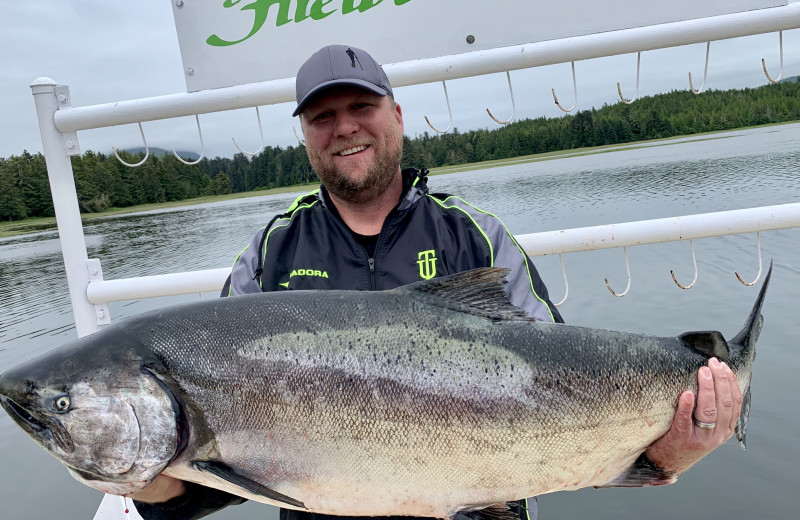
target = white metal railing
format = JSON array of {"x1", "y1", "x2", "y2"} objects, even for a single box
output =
[
  {"x1": 515, "y1": 202, "x2": 800, "y2": 256},
  {"x1": 52, "y1": 4, "x2": 800, "y2": 134},
  {"x1": 82, "y1": 203, "x2": 800, "y2": 304}
]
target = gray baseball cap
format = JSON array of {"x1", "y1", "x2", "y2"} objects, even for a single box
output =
[{"x1": 293, "y1": 45, "x2": 393, "y2": 117}]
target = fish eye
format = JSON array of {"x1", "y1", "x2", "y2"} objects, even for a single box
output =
[{"x1": 53, "y1": 395, "x2": 71, "y2": 412}]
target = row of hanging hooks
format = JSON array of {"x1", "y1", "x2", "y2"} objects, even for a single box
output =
[
  {"x1": 551, "y1": 232, "x2": 764, "y2": 306},
  {"x1": 424, "y1": 31, "x2": 788, "y2": 134},
  {"x1": 111, "y1": 33, "x2": 788, "y2": 165},
  {"x1": 112, "y1": 108, "x2": 270, "y2": 168}
]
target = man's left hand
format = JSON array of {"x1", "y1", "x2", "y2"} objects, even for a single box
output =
[{"x1": 645, "y1": 357, "x2": 743, "y2": 474}]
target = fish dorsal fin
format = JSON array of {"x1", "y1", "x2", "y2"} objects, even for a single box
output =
[
  {"x1": 193, "y1": 460, "x2": 305, "y2": 509},
  {"x1": 678, "y1": 331, "x2": 730, "y2": 362},
  {"x1": 397, "y1": 267, "x2": 533, "y2": 321}
]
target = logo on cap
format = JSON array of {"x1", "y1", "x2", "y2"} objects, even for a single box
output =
[{"x1": 346, "y1": 48, "x2": 362, "y2": 70}]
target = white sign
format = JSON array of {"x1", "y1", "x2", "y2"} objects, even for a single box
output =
[{"x1": 171, "y1": 0, "x2": 787, "y2": 92}]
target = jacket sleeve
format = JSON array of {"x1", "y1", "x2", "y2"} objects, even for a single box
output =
[
  {"x1": 433, "y1": 195, "x2": 563, "y2": 323},
  {"x1": 223, "y1": 227, "x2": 267, "y2": 297},
  {"x1": 491, "y1": 227, "x2": 564, "y2": 324},
  {"x1": 133, "y1": 482, "x2": 246, "y2": 520}
]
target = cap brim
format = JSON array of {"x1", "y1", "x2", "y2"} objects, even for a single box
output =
[{"x1": 292, "y1": 79, "x2": 390, "y2": 117}]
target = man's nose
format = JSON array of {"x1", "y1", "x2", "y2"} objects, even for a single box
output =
[{"x1": 333, "y1": 113, "x2": 360, "y2": 136}]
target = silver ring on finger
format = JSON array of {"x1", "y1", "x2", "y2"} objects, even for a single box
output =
[{"x1": 694, "y1": 419, "x2": 716, "y2": 430}]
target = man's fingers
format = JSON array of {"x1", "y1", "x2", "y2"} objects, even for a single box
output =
[
  {"x1": 724, "y1": 362, "x2": 743, "y2": 433},
  {"x1": 673, "y1": 391, "x2": 696, "y2": 437},
  {"x1": 711, "y1": 359, "x2": 734, "y2": 433},
  {"x1": 694, "y1": 362, "x2": 717, "y2": 430}
]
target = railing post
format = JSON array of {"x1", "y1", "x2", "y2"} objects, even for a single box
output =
[{"x1": 30, "y1": 77, "x2": 101, "y2": 338}]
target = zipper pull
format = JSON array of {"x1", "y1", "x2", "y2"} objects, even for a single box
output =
[{"x1": 368, "y1": 257, "x2": 375, "y2": 273}]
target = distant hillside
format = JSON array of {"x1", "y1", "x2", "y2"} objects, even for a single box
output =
[{"x1": 119, "y1": 147, "x2": 200, "y2": 161}]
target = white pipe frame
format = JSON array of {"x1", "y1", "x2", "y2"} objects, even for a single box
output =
[
  {"x1": 32, "y1": 4, "x2": 800, "y2": 335},
  {"x1": 84, "y1": 203, "x2": 800, "y2": 304},
  {"x1": 54, "y1": 4, "x2": 800, "y2": 133},
  {"x1": 515, "y1": 203, "x2": 800, "y2": 256}
]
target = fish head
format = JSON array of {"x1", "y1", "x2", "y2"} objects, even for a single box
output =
[{"x1": 0, "y1": 332, "x2": 181, "y2": 495}]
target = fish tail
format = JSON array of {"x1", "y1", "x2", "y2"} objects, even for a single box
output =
[
  {"x1": 728, "y1": 260, "x2": 772, "y2": 451},
  {"x1": 729, "y1": 260, "x2": 772, "y2": 357}
]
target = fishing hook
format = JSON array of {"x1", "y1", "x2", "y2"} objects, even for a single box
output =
[
  {"x1": 605, "y1": 247, "x2": 632, "y2": 297},
  {"x1": 617, "y1": 52, "x2": 641, "y2": 104},
  {"x1": 173, "y1": 115, "x2": 206, "y2": 165},
  {"x1": 232, "y1": 106, "x2": 265, "y2": 156},
  {"x1": 486, "y1": 71, "x2": 517, "y2": 125},
  {"x1": 112, "y1": 122, "x2": 149, "y2": 168},
  {"x1": 553, "y1": 254, "x2": 569, "y2": 307},
  {"x1": 670, "y1": 239, "x2": 698, "y2": 290},
  {"x1": 424, "y1": 81, "x2": 454, "y2": 133},
  {"x1": 735, "y1": 232, "x2": 763, "y2": 286},
  {"x1": 762, "y1": 31, "x2": 784, "y2": 84},
  {"x1": 293, "y1": 126, "x2": 306, "y2": 147},
  {"x1": 552, "y1": 61, "x2": 578, "y2": 113},
  {"x1": 688, "y1": 41, "x2": 711, "y2": 95}
]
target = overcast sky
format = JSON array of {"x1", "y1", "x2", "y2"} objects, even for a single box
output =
[{"x1": 1, "y1": 1, "x2": 798, "y2": 160}]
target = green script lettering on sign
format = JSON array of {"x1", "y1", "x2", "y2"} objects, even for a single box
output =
[
  {"x1": 207, "y1": 0, "x2": 294, "y2": 47},
  {"x1": 207, "y1": 0, "x2": 414, "y2": 47},
  {"x1": 295, "y1": 0, "x2": 337, "y2": 22},
  {"x1": 310, "y1": 0, "x2": 337, "y2": 19},
  {"x1": 294, "y1": 0, "x2": 336, "y2": 23},
  {"x1": 342, "y1": 0, "x2": 384, "y2": 15}
]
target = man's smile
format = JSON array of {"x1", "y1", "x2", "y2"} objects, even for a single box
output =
[{"x1": 336, "y1": 145, "x2": 369, "y2": 157}]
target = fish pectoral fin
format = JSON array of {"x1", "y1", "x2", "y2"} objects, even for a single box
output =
[
  {"x1": 192, "y1": 460, "x2": 305, "y2": 509},
  {"x1": 679, "y1": 330, "x2": 730, "y2": 362},
  {"x1": 452, "y1": 502, "x2": 522, "y2": 520},
  {"x1": 596, "y1": 453, "x2": 677, "y2": 488}
]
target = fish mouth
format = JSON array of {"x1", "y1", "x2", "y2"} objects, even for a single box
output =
[
  {"x1": 1, "y1": 395, "x2": 48, "y2": 434},
  {"x1": 0, "y1": 396, "x2": 74, "y2": 453}
]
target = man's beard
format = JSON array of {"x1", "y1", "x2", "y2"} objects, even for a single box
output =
[{"x1": 308, "y1": 124, "x2": 403, "y2": 205}]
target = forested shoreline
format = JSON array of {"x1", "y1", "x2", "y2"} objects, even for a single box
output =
[{"x1": 1, "y1": 79, "x2": 798, "y2": 222}]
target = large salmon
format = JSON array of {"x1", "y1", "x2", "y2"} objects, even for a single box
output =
[{"x1": 0, "y1": 266, "x2": 770, "y2": 518}]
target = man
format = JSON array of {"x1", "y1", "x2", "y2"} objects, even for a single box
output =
[{"x1": 132, "y1": 44, "x2": 743, "y2": 520}]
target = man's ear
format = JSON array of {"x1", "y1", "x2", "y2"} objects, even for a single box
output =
[{"x1": 394, "y1": 102, "x2": 404, "y2": 131}]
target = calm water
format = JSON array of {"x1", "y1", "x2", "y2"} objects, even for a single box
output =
[{"x1": 0, "y1": 124, "x2": 798, "y2": 519}]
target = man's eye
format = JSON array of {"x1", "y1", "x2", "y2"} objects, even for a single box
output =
[{"x1": 313, "y1": 112, "x2": 332, "y2": 122}]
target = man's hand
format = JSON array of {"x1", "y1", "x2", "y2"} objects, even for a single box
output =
[
  {"x1": 645, "y1": 357, "x2": 743, "y2": 474},
  {"x1": 128, "y1": 475, "x2": 186, "y2": 503}
]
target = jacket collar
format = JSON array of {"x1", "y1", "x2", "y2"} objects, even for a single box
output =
[{"x1": 316, "y1": 167, "x2": 429, "y2": 212}]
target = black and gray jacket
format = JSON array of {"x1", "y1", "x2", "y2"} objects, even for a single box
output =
[{"x1": 224, "y1": 168, "x2": 562, "y2": 324}]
